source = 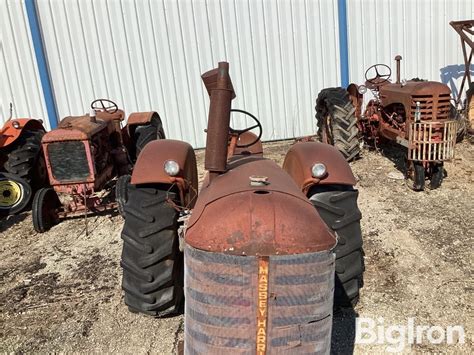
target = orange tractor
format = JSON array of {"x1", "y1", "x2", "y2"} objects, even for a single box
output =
[
  {"x1": 119, "y1": 63, "x2": 364, "y2": 353},
  {"x1": 317, "y1": 55, "x2": 459, "y2": 190},
  {"x1": 32, "y1": 99, "x2": 164, "y2": 232},
  {"x1": 0, "y1": 115, "x2": 47, "y2": 215}
]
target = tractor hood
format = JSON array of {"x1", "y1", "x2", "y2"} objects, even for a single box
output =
[
  {"x1": 381, "y1": 81, "x2": 451, "y2": 97},
  {"x1": 185, "y1": 156, "x2": 337, "y2": 256},
  {"x1": 42, "y1": 115, "x2": 107, "y2": 143}
]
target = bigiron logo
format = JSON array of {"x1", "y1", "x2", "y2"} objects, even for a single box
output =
[{"x1": 356, "y1": 317, "x2": 466, "y2": 352}]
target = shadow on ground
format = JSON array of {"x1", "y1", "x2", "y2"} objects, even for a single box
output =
[
  {"x1": 0, "y1": 213, "x2": 28, "y2": 233},
  {"x1": 331, "y1": 307, "x2": 357, "y2": 354}
]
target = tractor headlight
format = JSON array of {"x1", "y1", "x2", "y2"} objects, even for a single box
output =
[
  {"x1": 311, "y1": 163, "x2": 327, "y2": 178},
  {"x1": 164, "y1": 160, "x2": 180, "y2": 176},
  {"x1": 12, "y1": 120, "x2": 20, "y2": 129},
  {"x1": 358, "y1": 85, "x2": 367, "y2": 94}
]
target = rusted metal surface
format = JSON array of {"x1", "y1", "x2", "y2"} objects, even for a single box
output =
[
  {"x1": 202, "y1": 62, "x2": 235, "y2": 174},
  {"x1": 283, "y1": 141, "x2": 357, "y2": 194},
  {"x1": 131, "y1": 139, "x2": 198, "y2": 208},
  {"x1": 185, "y1": 156, "x2": 336, "y2": 255},
  {"x1": 184, "y1": 245, "x2": 334, "y2": 354},
  {"x1": 0, "y1": 118, "x2": 45, "y2": 147},
  {"x1": 45, "y1": 115, "x2": 108, "y2": 141},
  {"x1": 127, "y1": 111, "x2": 159, "y2": 126}
]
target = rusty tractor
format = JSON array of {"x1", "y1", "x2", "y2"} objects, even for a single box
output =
[
  {"x1": 32, "y1": 99, "x2": 164, "y2": 233},
  {"x1": 119, "y1": 63, "x2": 364, "y2": 353},
  {"x1": 0, "y1": 114, "x2": 47, "y2": 215},
  {"x1": 317, "y1": 55, "x2": 458, "y2": 191}
]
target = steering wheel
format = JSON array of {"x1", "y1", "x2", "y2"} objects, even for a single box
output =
[
  {"x1": 229, "y1": 109, "x2": 263, "y2": 148},
  {"x1": 365, "y1": 64, "x2": 392, "y2": 85},
  {"x1": 91, "y1": 99, "x2": 118, "y2": 114}
]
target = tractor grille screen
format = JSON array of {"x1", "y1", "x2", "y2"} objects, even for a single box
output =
[
  {"x1": 48, "y1": 141, "x2": 90, "y2": 182},
  {"x1": 184, "y1": 245, "x2": 334, "y2": 354}
]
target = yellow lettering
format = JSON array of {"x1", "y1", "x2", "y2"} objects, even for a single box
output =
[
  {"x1": 257, "y1": 319, "x2": 266, "y2": 327},
  {"x1": 259, "y1": 274, "x2": 268, "y2": 283},
  {"x1": 259, "y1": 265, "x2": 268, "y2": 275},
  {"x1": 257, "y1": 344, "x2": 266, "y2": 351}
]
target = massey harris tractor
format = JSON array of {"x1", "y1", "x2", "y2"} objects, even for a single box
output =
[
  {"x1": 316, "y1": 55, "x2": 458, "y2": 190},
  {"x1": 120, "y1": 62, "x2": 364, "y2": 353},
  {"x1": 0, "y1": 116, "x2": 47, "y2": 215},
  {"x1": 32, "y1": 99, "x2": 164, "y2": 232}
]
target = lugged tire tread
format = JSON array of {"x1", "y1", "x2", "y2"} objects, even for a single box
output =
[
  {"x1": 315, "y1": 88, "x2": 361, "y2": 161},
  {"x1": 4, "y1": 130, "x2": 44, "y2": 183},
  {"x1": 120, "y1": 186, "x2": 183, "y2": 316},
  {"x1": 309, "y1": 186, "x2": 364, "y2": 307}
]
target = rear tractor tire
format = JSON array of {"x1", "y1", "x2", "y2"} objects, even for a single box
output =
[
  {"x1": 309, "y1": 185, "x2": 364, "y2": 308},
  {"x1": 133, "y1": 117, "x2": 166, "y2": 160},
  {"x1": 120, "y1": 184, "x2": 183, "y2": 316},
  {"x1": 32, "y1": 187, "x2": 61, "y2": 233},
  {"x1": 316, "y1": 88, "x2": 361, "y2": 161},
  {"x1": 4, "y1": 130, "x2": 47, "y2": 188},
  {"x1": 0, "y1": 173, "x2": 32, "y2": 215}
]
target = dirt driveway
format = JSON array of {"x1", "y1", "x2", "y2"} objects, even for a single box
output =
[{"x1": 1, "y1": 140, "x2": 472, "y2": 354}]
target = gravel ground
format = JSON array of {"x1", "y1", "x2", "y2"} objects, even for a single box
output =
[{"x1": 1, "y1": 140, "x2": 472, "y2": 354}]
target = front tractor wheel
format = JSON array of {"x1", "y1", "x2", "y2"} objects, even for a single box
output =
[
  {"x1": 0, "y1": 173, "x2": 32, "y2": 215},
  {"x1": 408, "y1": 162, "x2": 444, "y2": 191},
  {"x1": 120, "y1": 184, "x2": 183, "y2": 316},
  {"x1": 309, "y1": 185, "x2": 364, "y2": 308},
  {"x1": 31, "y1": 187, "x2": 61, "y2": 233},
  {"x1": 316, "y1": 88, "x2": 361, "y2": 161},
  {"x1": 32, "y1": 188, "x2": 61, "y2": 233}
]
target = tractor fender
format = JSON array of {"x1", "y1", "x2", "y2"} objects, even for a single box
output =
[
  {"x1": 0, "y1": 118, "x2": 45, "y2": 148},
  {"x1": 126, "y1": 111, "x2": 165, "y2": 147},
  {"x1": 283, "y1": 141, "x2": 356, "y2": 195},
  {"x1": 127, "y1": 111, "x2": 163, "y2": 129},
  {"x1": 347, "y1": 83, "x2": 364, "y2": 118},
  {"x1": 131, "y1": 139, "x2": 198, "y2": 208}
]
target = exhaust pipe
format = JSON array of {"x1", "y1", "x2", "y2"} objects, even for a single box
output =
[
  {"x1": 201, "y1": 62, "x2": 236, "y2": 175},
  {"x1": 395, "y1": 55, "x2": 402, "y2": 84}
]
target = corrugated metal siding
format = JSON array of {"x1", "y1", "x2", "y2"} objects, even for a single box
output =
[
  {"x1": 347, "y1": 0, "x2": 474, "y2": 100},
  {"x1": 0, "y1": 0, "x2": 49, "y2": 129},
  {"x1": 36, "y1": 0, "x2": 341, "y2": 147}
]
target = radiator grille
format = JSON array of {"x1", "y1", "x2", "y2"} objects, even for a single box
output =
[
  {"x1": 408, "y1": 120, "x2": 457, "y2": 162},
  {"x1": 184, "y1": 245, "x2": 334, "y2": 354},
  {"x1": 47, "y1": 141, "x2": 91, "y2": 182},
  {"x1": 410, "y1": 94, "x2": 450, "y2": 120}
]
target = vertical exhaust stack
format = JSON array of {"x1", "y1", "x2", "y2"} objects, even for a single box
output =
[
  {"x1": 201, "y1": 62, "x2": 236, "y2": 176},
  {"x1": 395, "y1": 55, "x2": 402, "y2": 84}
]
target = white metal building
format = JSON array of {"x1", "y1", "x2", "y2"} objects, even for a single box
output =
[{"x1": 1, "y1": 0, "x2": 473, "y2": 146}]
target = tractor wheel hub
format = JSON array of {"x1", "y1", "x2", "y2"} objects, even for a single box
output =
[{"x1": 0, "y1": 180, "x2": 23, "y2": 208}]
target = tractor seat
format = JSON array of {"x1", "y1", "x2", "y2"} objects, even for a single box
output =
[{"x1": 96, "y1": 109, "x2": 125, "y2": 121}]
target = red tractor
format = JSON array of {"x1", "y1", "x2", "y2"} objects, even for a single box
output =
[
  {"x1": 316, "y1": 55, "x2": 458, "y2": 190},
  {"x1": 32, "y1": 99, "x2": 164, "y2": 232},
  {"x1": 0, "y1": 116, "x2": 47, "y2": 215},
  {"x1": 119, "y1": 63, "x2": 364, "y2": 353}
]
